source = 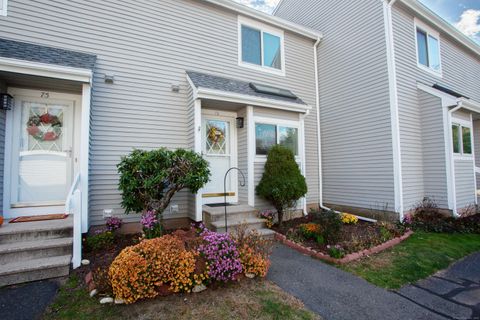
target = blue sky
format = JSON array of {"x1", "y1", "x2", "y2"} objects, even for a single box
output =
[{"x1": 235, "y1": 0, "x2": 480, "y2": 43}]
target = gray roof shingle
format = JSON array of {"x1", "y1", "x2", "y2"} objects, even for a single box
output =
[
  {"x1": 0, "y1": 38, "x2": 96, "y2": 70},
  {"x1": 187, "y1": 71, "x2": 306, "y2": 105}
]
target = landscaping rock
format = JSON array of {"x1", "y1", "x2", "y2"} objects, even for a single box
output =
[
  {"x1": 99, "y1": 297, "x2": 113, "y2": 304},
  {"x1": 81, "y1": 259, "x2": 90, "y2": 266},
  {"x1": 192, "y1": 284, "x2": 207, "y2": 293},
  {"x1": 114, "y1": 298, "x2": 125, "y2": 305},
  {"x1": 89, "y1": 289, "x2": 98, "y2": 297},
  {"x1": 245, "y1": 273, "x2": 256, "y2": 279}
]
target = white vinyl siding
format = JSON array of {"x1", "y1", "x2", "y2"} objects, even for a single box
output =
[
  {"x1": 392, "y1": 4, "x2": 480, "y2": 211},
  {"x1": 454, "y1": 160, "x2": 475, "y2": 209},
  {"x1": 276, "y1": 0, "x2": 395, "y2": 212},
  {"x1": 0, "y1": 0, "x2": 318, "y2": 225},
  {"x1": 0, "y1": 80, "x2": 6, "y2": 211}
]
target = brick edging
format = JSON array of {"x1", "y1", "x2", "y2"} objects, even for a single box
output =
[{"x1": 274, "y1": 230, "x2": 414, "y2": 264}]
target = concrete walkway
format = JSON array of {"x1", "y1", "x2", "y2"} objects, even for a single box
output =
[{"x1": 268, "y1": 244, "x2": 479, "y2": 320}]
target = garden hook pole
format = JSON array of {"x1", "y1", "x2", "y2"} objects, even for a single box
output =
[{"x1": 224, "y1": 167, "x2": 246, "y2": 233}]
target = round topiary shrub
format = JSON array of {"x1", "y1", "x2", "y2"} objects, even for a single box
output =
[{"x1": 256, "y1": 145, "x2": 307, "y2": 226}]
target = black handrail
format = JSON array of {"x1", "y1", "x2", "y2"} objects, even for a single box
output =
[{"x1": 224, "y1": 167, "x2": 246, "y2": 233}]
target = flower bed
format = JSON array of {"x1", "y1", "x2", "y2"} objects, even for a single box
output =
[
  {"x1": 83, "y1": 223, "x2": 272, "y2": 304},
  {"x1": 272, "y1": 210, "x2": 410, "y2": 263}
]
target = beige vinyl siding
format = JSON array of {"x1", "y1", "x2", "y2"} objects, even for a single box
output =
[
  {"x1": 0, "y1": 0, "x2": 317, "y2": 225},
  {"x1": 392, "y1": 4, "x2": 480, "y2": 211},
  {"x1": 276, "y1": 0, "x2": 395, "y2": 212},
  {"x1": 0, "y1": 80, "x2": 5, "y2": 212},
  {"x1": 454, "y1": 160, "x2": 475, "y2": 209},
  {"x1": 237, "y1": 107, "x2": 248, "y2": 204},
  {"x1": 419, "y1": 91, "x2": 448, "y2": 209}
]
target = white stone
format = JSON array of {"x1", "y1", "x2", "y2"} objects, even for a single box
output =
[
  {"x1": 89, "y1": 289, "x2": 98, "y2": 297},
  {"x1": 192, "y1": 284, "x2": 207, "y2": 293},
  {"x1": 114, "y1": 298, "x2": 125, "y2": 305},
  {"x1": 99, "y1": 297, "x2": 114, "y2": 304},
  {"x1": 245, "y1": 273, "x2": 256, "y2": 279},
  {"x1": 81, "y1": 259, "x2": 90, "y2": 266}
]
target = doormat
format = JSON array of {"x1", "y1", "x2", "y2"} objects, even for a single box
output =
[
  {"x1": 9, "y1": 214, "x2": 68, "y2": 223},
  {"x1": 206, "y1": 203, "x2": 235, "y2": 208}
]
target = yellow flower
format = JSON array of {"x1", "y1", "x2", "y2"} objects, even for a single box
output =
[{"x1": 341, "y1": 213, "x2": 358, "y2": 224}]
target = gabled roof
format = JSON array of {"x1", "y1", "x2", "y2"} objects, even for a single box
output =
[
  {"x1": 199, "y1": 0, "x2": 322, "y2": 41},
  {"x1": 0, "y1": 38, "x2": 97, "y2": 70}
]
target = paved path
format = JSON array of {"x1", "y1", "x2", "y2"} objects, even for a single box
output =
[
  {"x1": 0, "y1": 280, "x2": 59, "y2": 320},
  {"x1": 268, "y1": 244, "x2": 479, "y2": 320}
]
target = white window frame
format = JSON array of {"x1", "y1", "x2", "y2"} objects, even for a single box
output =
[
  {"x1": 414, "y1": 18, "x2": 442, "y2": 77},
  {"x1": 238, "y1": 16, "x2": 286, "y2": 76},
  {"x1": 253, "y1": 116, "x2": 300, "y2": 161},
  {"x1": 0, "y1": 0, "x2": 7, "y2": 16},
  {"x1": 451, "y1": 118, "x2": 473, "y2": 159}
]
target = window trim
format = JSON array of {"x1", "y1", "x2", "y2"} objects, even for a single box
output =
[
  {"x1": 238, "y1": 16, "x2": 286, "y2": 76},
  {"x1": 451, "y1": 118, "x2": 473, "y2": 158},
  {"x1": 254, "y1": 116, "x2": 300, "y2": 160},
  {"x1": 0, "y1": 0, "x2": 7, "y2": 16},
  {"x1": 414, "y1": 18, "x2": 443, "y2": 77}
]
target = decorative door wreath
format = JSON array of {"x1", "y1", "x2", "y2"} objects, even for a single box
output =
[
  {"x1": 26, "y1": 113, "x2": 62, "y2": 141},
  {"x1": 207, "y1": 126, "x2": 225, "y2": 144}
]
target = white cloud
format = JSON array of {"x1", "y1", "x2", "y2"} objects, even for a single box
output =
[
  {"x1": 234, "y1": 0, "x2": 280, "y2": 14},
  {"x1": 455, "y1": 9, "x2": 480, "y2": 40}
]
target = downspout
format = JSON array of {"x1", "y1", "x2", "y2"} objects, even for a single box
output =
[{"x1": 382, "y1": 0, "x2": 404, "y2": 221}]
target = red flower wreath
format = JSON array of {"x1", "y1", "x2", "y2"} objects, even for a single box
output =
[{"x1": 26, "y1": 113, "x2": 62, "y2": 141}]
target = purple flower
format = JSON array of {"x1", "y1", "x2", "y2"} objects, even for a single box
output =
[
  {"x1": 106, "y1": 216, "x2": 122, "y2": 231},
  {"x1": 141, "y1": 210, "x2": 158, "y2": 230},
  {"x1": 198, "y1": 229, "x2": 242, "y2": 282}
]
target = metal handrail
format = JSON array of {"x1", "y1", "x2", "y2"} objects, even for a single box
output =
[{"x1": 224, "y1": 167, "x2": 246, "y2": 233}]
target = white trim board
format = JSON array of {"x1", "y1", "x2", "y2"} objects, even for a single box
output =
[
  {"x1": 0, "y1": 57, "x2": 92, "y2": 83},
  {"x1": 0, "y1": 0, "x2": 7, "y2": 16}
]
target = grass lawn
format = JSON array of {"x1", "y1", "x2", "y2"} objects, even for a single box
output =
[
  {"x1": 340, "y1": 232, "x2": 480, "y2": 289},
  {"x1": 43, "y1": 275, "x2": 319, "y2": 320}
]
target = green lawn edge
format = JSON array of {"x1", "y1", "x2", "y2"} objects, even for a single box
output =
[{"x1": 340, "y1": 232, "x2": 480, "y2": 289}]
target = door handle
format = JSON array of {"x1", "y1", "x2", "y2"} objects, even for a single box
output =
[{"x1": 63, "y1": 148, "x2": 73, "y2": 157}]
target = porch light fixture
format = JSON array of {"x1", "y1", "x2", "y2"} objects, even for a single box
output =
[
  {"x1": 236, "y1": 117, "x2": 244, "y2": 129},
  {"x1": 0, "y1": 93, "x2": 13, "y2": 110}
]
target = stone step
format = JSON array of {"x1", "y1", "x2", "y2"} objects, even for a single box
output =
[
  {"x1": 0, "y1": 255, "x2": 71, "y2": 287},
  {"x1": 212, "y1": 217, "x2": 266, "y2": 234},
  {"x1": 0, "y1": 217, "x2": 73, "y2": 244},
  {"x1": 0, "y1": 238, "x2": 73, "y2": 265},
  {"x1": 203, "y1": 204, "x2": 259, "y2": 225}
]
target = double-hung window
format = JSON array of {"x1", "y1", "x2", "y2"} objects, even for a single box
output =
[
  {"x1": 255, "y1": 123, "x2": 298, "y2": 156},
  {"x1": 415, "y1": 19, "x2": 441, "y2": 74},
  {"x1": 452, "y1": 123, "x2": 472, "y2": 156},
  {"x1": 239, "y1": 17, "x2": 285, "y2": 75}
]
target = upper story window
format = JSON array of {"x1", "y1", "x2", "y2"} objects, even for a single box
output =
[
  {"x1": 415, "y1": 19, "x2": 442, "y2": 75},
  {"x1": 0, "y1": 0, "x2": 8, "y2": 16},
  {"x1": 238, "y1": 16, "x2": 285, "y2": 76}
]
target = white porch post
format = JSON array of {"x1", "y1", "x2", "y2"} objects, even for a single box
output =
[
  {"x1": 80, "y1": 83, "x2": 91, "y2": 232},
  {"x1": 194, "y1": 99, "x2": 203, "y2": 221},
  {"x1": 299, "y1": 112, "x2": 307, "y2": 214},
  {"x1": 247, "y1": 106, "x2": 255, "y2": 207}
]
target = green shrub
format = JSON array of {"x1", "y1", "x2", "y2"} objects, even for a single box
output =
[
  {"x1": 314, "y1": 210, "x2": 342, "y2": 244},
  {"x1": 117, "y1": 148, "x2": 210, "y2": 214},
  {"x1": 256, "y1": 145, "x2": 307, "y2": 226},
  {"x1": 85, "y1": 231, "x2": 115, "y2": 251}
]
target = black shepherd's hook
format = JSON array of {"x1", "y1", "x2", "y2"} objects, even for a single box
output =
[{"x1": 224, "y1": 167, "x2": 246, "y2": 233}]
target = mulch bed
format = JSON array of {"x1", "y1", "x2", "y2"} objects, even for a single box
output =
[{"x1": 272, "y1": 215, "x2": 411, "y2": 264}]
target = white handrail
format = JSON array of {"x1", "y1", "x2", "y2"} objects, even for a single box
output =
[{"x1": 66, "y1": 173, "x2": 81, "y2": 214}]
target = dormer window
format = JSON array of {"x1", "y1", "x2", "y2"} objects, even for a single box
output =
[
  {"x1": 238, "y1": 16, "x2": 285, "y2": 76},
  {"x1": 415, "y1": 19, "x2": 442, "y2": 75}
]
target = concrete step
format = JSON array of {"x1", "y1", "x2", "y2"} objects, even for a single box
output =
[
  {"x1": 0, "y1": 238, "x2": 73, "y2": 265},
  {"x1": 203, "y1": 204, "x2": 259, "y2": 225},
  {"x1": 257, "y1": 228, "x2": 276, "y2": 239},
  {"x1": 0, "y1": 255, "x2": 71, "y2": 287},
  {"x1": 0, "y1": 217, "x2": 73, "y2": 244},
  {"x1": 212, "y1": 217, "x2": 266, "y2": 233}
]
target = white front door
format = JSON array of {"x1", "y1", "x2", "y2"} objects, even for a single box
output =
[
  {"x1": 201, "y1": 112, "x2": 237, "y2": 204},
  {"x1": 5, "y1": 89, "x2": 78, "y2": 218}
]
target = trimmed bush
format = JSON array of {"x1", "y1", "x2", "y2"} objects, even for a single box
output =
[
  {"x1": 256, "y1": 145, "x2": 307, "y2": 226},
  {"x1": 117, "y1": 148, "x2": 210, "y2": 214}
]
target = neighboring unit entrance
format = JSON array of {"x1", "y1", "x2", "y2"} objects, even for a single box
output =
[
  {"x1": 4, "y1": 88, "x2": 80, "y2": 218},
  {"x1": 201, "y1": 111, "x2": 237, "y2": 204}
]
